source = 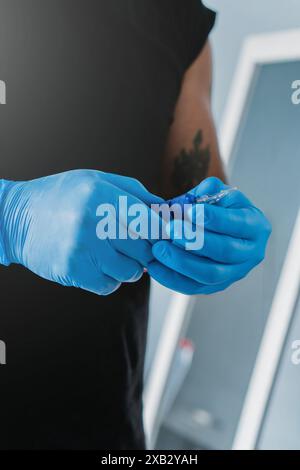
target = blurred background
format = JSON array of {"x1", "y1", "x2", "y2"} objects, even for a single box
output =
[{"x1": 144, "y1": 0, "x2": 300, "y2": 450}]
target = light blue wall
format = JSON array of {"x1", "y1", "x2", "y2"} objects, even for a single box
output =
[{"x1": 208, "y1": 0, "x2": 300, "y2": 125}]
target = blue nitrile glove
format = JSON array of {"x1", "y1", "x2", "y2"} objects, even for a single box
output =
[
  {"x1": 149, "y1": 177, "x2": 272, "y2": 295},
  {"x1": 0, "y1": 170, "x2": 163, "y2": 296}
]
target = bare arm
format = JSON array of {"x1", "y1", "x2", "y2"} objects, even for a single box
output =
[{"x1": 162, "y1": 40, "x2": 226, "y2": 199}]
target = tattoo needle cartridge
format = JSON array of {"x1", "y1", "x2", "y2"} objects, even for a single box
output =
[{"x1": 168, "y1": 187, "x2": 238, "y2": 207}]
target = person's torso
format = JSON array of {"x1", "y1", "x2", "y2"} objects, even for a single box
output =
[{"x1": 0, "y1": 0, "x2": 184, "y2": 449}]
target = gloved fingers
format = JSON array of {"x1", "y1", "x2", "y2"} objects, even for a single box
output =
[
  {"x1": 147, "y1": 261, "x2": 205, "y2": 295},
  {"x1": 188, "y1": 203, "x2": 270, "y2": 240},
  {"x1": 186, "y1": 177, "x2": 252, "y2": 209},
  {"x1": 148, "y1": 261, "x2": 233, "y2": 295},
  {"x1": 107, "y1": 185, "x2": 166, "y2": 245},
  {"x1": 66, "y1": 249, "x2": 121, "y2": 295},
  {"x1": 168, "y1": 177, "x2": 229, "y2": 210},
  {"x1": 152, "y1": 241, "x2": 255, "y2": 285},
  {"x1": 81, "y1": 271, "x2": 121, "y2": 296},
  {"x1": 167, "y1": 220, "x2": 257, "y2": 264},
  {"x1": 196, "y1": 280, "x2": 233, "y2": 295},
  {"x1": 110, "y1": 237, "x2": 154, "y2": 267},
  {"x1": 101, "y1": 172, "x2": 164, "y2": 206},
  {"x1": 187, "y1": 176, "x2": 229, "y2": 199},
  {"x1": 216, "y1": 189, "x2": 252, "y2": 208},
  {"x1": 101, "y1": 250, "x2": 143, "y2": 283}
]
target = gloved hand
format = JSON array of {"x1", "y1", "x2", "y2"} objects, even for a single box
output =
[
  {"x1": 0, "y1": 170, "x2": 163, "y2": 295},
  {"x1": 148, "y1": 177, "x2": 272, "y2": 295}
]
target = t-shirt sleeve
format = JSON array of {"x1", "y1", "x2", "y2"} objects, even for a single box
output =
[
  {"x1": 181, "y1": 0, "x2": 216, "y2": 71},
  {"x1": 129, "y1": 0, "x2": 216, "y2": 75}
]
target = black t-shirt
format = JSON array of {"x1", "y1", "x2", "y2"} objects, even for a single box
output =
[{"x1": 0, "y1": 1, "x2": 215, "y2": 449}]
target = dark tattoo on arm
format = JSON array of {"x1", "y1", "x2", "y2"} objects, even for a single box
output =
[{"x1": 172, "y1": 130, "x2": 211, "y2": 194}]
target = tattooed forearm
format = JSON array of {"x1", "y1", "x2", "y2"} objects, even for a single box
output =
[{"x1": 171, "y1": 130, "x2": 210, "y2": 195}]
